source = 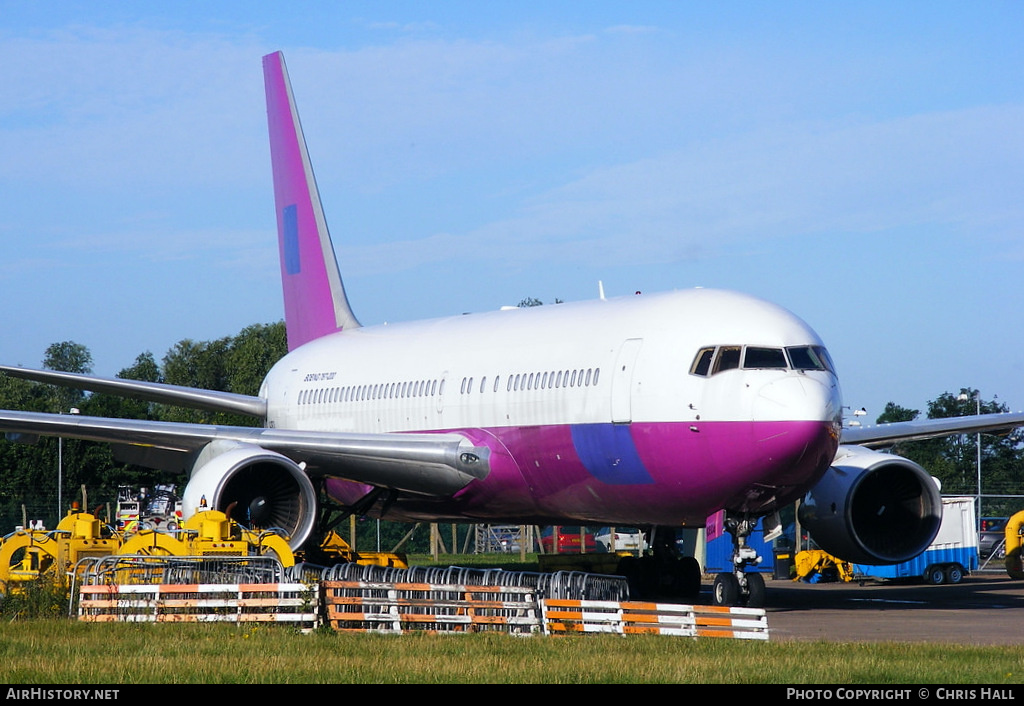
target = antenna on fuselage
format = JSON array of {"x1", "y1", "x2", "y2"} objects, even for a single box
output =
[{"x1": 598, "y1": 281, "x2": 606, "y2": 300}]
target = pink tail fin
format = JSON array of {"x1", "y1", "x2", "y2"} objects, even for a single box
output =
[{"x1": 263, "y1": 51, "x2": 360, "y2": 351}]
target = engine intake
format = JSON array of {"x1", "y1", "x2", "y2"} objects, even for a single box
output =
[
  {"x1": 182, "y1": 440, "x2": 317, "y2": 550},
  {"x1": 798, "y1": 445, "x2": 942, "y2": 565}
]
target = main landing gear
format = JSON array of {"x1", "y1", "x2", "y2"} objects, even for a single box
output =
[
  {"x1": 617, "y1": 528, "x2": 703, "y2": 602},
  {"x1": 711, "y1": 512, "x2": 767, "y2": 608}
]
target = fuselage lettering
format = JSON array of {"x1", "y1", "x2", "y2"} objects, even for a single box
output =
[{"x1": 303, "y1": 371, "x2": 337, "y2": 383}]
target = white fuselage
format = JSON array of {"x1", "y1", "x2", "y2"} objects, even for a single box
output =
[
  {"x1": 264, "y1": 288, "x2": 840, "y2": 434},
  {"x1": 258, "y1": 288, "x2": 842, "y2": 526}
]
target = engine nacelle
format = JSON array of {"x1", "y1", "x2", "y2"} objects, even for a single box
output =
[
  {"x1": 798, "y1": 445, "x2": 942, "y2": 565},
  {"x1": 182, "y1": 440, "x2": 317, "y2": 550}
]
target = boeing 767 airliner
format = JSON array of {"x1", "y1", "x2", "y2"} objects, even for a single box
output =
[{"x1": 3, "y1": 52, "x2": 1023, "y2": 607}]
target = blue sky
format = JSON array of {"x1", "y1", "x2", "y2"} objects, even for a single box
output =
[{"x1": 2, "y1": 1, "x2": 1022, "y2": 422}]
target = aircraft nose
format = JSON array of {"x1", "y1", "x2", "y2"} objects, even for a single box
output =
[{"x1": 754, "y1": 374, "x2": 841, "y2": 423}]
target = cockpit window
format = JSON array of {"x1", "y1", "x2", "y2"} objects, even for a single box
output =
[
  {"x1": 786, "y1": 346, "x2": 836, "y2": 373},
  {"x1": 690, "y1": 344, "x2": 836, "y2": 377},
  {"x1": 691, "y1": 347, "x2": 715, "y2": 376},
  {"x1": 712, "y1": 346, "x2": 741, "y2": 374},
  {"x1": 743, "y1": 347, "x2": 788, "y2": 369}
]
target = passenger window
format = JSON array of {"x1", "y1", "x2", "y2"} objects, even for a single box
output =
[{"x1": 744, "y1": 347, "x2": 787, "y2": 369}]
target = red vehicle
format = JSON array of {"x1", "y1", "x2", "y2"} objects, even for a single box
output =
[{"x1": 540, "y1": 525, "x2": 597, "y2": 554}]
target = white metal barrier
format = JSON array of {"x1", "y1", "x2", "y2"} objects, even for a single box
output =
[
  {"x1": 541, "y1": 599, "x2": 769, "y2": 639},
  {"x1": 78, "y1": 582, "x2": 318, "y2": 630},
  {"x1": 75, "y1": 574, "x2": 768, "y2": 639}
]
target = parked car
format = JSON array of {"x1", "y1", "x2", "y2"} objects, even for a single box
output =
[
  {"x1": 979, "y1": 517, "x2": 1009, "y2": 558},
  {"x1": 540, "y1": 525, "x2": 597, "y2": 554},
  {"x1": 595, "y1": 527, "x2": 646, "y2": 552}
]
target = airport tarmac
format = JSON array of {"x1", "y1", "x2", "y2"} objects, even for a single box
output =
[{"x1": 751, "y1": 571, "x2": 1024, "y2": 644}]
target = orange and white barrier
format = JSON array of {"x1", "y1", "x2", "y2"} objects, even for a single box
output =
[
  {"x1": 541, "y1": 599, "x2": 769, "y2": 639},
  {"x1": 77, "y1": 579, "x2": 770, "y2": 639},
  {"x1": 78, "y1": 582, "x2": 317, "y2": 629},
  {"x1": 322, "y1": 580, "x2": 542, "y2": 634}
]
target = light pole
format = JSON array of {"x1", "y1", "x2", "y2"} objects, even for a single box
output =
[
  {"x1": 57, "y1": 407, "x2": 80, "y2": 522},
  {"x1": 959, "y1": 392, "x2": 982, "y2": 534}
]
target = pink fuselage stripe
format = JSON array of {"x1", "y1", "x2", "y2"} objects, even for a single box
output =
[{"x1": 325, "y1": 419, "x2": 837, "y2": 526}]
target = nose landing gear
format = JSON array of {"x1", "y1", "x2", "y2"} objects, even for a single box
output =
[{"x1": 711, "y1": 513, "x2": 767, "y2": 608}]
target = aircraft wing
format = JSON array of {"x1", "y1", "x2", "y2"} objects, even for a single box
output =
[
  {"x1": 0, "y1": 365, "x2": 266, "y2": 417},
  {"x1": 0, "y1": 409, "x2": 489, "y2": 496},
  {"x1": 840, "y1": 411, "x2": 1024, "y2": 448}
]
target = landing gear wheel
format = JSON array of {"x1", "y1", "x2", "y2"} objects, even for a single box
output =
[
  {"x1": 925, "y1": 566, "x2": 945, "y2": 585},
  {"x1": 676, "y1": 556, "x2": 702, "y2": 600},
  {"x1": 712, "y1": 572, "x2": 739, "y2": 606},
  {"x1": 944, "y1": 564, "x2": 964, "y2": 584},
  {"x1": 743, "y1": 572, "x2": 766, "y2": 608}
]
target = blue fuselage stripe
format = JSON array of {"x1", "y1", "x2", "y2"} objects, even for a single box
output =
[{"x1": 570, "y1": 423, "x2": 655, "y2": 485}]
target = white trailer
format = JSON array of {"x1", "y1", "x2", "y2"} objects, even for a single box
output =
[{"x1": 854, "y1": 496, "x2": 979, "y2": 584}]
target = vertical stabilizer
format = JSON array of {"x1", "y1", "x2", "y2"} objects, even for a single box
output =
[{"x1": 263, "y1": 51, "x2": 360, "y2": 350}]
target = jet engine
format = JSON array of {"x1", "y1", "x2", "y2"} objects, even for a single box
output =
[
  {"x1": 798, "y1": 445, "x2": 942, "y2": 565},
  {"x1": 181, "y1": 440, "x2": 317, "y2": 550}
]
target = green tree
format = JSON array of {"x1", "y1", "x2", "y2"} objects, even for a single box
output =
[
  {"x1": 227, "y1": 322, "x2": 287, "y2": 397},
  {"x1": 884, "y1": 389, "x2": 1024, "y2": 516},
  {"x1": 0, "y1": 342, "x2": 95, "y2": 528},
  {"x1": 0, "y1": 323, "x2": 291, "y2": 530},
  {"x1": 43, "y1": 341, "x2": 92, "y2": 375},
  {"x1": 875, "y1": 402, "x2": 919, "y2": 425},
  {"x1": 42, "y1": 341, "x2": 92, "y2": 413},
  {"x1": 159, "y1": 337, "x2": 232, "y2": 423},
  {"x1": 78, "y1": 351, "x2": 175, "y2": 511}
]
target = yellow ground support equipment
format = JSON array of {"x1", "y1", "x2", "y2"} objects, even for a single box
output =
[
  {"x1": 0, "y1": 528, "x2": 60, "y2": 591},
  {"x1": 116, "y1": 530, "x2": 189, "y2": 557},
  {"x1": 1004, "y1": 511, "x2": 1024, "y2": 579},
  {"x1": 116, "y1": 509, "x2": 296, "y2": 567},
  {"x1": 0, "y1": 511, "x2": 121, "y2": 592},
  {"x1": 793, "y1": 549, "x2": 855, "y2": 583},
  {"x1": 315, "y1": 530, "x2": 407, "y2": 568}
]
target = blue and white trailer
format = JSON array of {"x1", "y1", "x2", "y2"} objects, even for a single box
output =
[{"x1": 854, "y1": 496, "x2": 979, "y2": 585}]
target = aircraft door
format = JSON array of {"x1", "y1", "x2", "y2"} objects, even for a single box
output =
[{"x1": 611, "y1": 338, "x2": 643, "y2": 424}]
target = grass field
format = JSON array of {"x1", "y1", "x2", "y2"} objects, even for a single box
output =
[
  {"x1": 1, "y1": 620, "x2": 1023, "y2": 684},
  {"x1": 2, "y1": 554, "x2": 1023, "y2": 684}
]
